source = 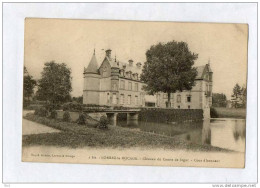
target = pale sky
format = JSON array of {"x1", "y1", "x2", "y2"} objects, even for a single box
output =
[{"x1": 24, "y1": 18, "x2": 248, "y2": 98}]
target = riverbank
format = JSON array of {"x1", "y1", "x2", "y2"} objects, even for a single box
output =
[
  {"x1": 213, "y1": 107, "x2": 246, "y2": 119},
  {"x1": 23, "y1": 113, "x2": 230, "y2": 152}
]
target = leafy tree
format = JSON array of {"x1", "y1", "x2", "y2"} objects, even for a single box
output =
[
  {"x1": 141, "y1": 41, "x2": 198, "y2": 107},
  {"x1": 23, "y1": 66, "x2": 37, "y2": 105},
  {"x1": 212, "y1": 93, "x2": 227, "y2": 107},
  {"x1": 36, "y1": 61, "x2": 72, "y2": 107},
  {"x1": 231, "y1": 83, "x2": 242, "y2": 108},
  {"x1": 241, "y1": 86, "x2": 247, "y2": 108}
]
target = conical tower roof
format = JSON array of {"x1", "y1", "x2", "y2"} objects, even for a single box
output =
[{"x1": 85, "y1": 50, "x2": 99, "y2": 74}]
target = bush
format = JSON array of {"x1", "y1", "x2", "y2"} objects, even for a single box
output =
[
  {"x1": 34, "y1": 107, "x2": 40, "y2": 115},
  {"x1": 98, "y1": 115, "x2": 109, "y2": 129},
  {"x1": 50, "y1": 110, "x2": 58, "y2": 119},
  {"x1": 210, "y1": 107, "x2": 219, "y2": 118},
  {"x1": 63, "y1": 111, "x2": 71, "y2": 122},
  {"x1": 62, "y1": 102, "x2": 83, "y2": 111},
  {"x1": 35, "y1": 107, "x2": 48, "y2": 117},
  {"x1": 77, "y1": 113, "x2": 86, "y2": 125}
]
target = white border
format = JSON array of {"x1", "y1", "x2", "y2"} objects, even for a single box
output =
[{"x1": 2, "y1": 3, "x2": 257, "y2": 183}]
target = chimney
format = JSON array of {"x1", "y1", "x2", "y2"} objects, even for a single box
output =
[
  {"x1": 136, "y1": 62, "x2": 142, "y2": 68},
  {"x1": 105, "y1": 49, "x2": 112, "y2": 58},
  {"x1": 128, "y1": 59, "x2": 133, "y2": 67}
]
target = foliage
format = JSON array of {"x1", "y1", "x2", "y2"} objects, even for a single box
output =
[
  {"x1": 50, "y1": 110, "x2": 58, "y2": 119},
  {"x1": 210, "y1": 107, "x2": 219, "y2": 118},
  {"x1": 23, "y1": 66, "x2": 37, "y2": 107},
  {"x1": 141, "y1": 41, "x2": 198, "y2": 108},
  {"x1": 62, "y1": 102, "x2": 83, "y2": 111},
  {"x1": 72, "y1": 96, "x2": 83, "y2": 104},
  {"x1": 212, "y1": 93, "x2": 227, "y2": 107},
  {"x1": 36, "y1": 61, "x2": 72, "y2": 106},
  {"x1": 98, "y1": 115, "x2": 109, "y2": 129},
  {"x1": 231, "y1": 83, "x2": 247, "y2": 108},
  {"x1": 34, "y1": 107, "x2": 48, "y2": 117},
  {"x1": 63, "y1": 111, "x2": 71, "y2": 122},
  {"x1": 77, "y1": 113, "x2": 86, "y2": 125}
]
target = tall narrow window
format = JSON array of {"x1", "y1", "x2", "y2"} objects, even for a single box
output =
[
  {"x1": 128, "y1": 95, "x2": 131, "y2": 105},
  {"x1": 135, "y1": 83, "x2": 138, "y2": 91},
  {"x1": 177, "y1": 95, "x2": 181, "y2": 103},
  {"x1": 187, "y1": 95, "x2": 191, "y2": 102},
  {"x1": 120, "y1": 94, "x2": 124, "y2": 105},
  {"x1": 107, "y1": 93, "x2": 110, "y2": 104},
  {"x1": 120, "y1": 80, "x2": 125, "y2": 89},
  {"x1": 112, "y1": 93, "x2": 117, "y2": 104},
  {"x1": 135, "y1": 96, "x2": 138, "y2": 105},
  {"x1": 128, "y1": 82, "x2": 132, "y2": 90}
]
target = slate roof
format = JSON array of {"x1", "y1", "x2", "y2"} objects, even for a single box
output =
[
  {"x1": 195, "y1": 65, "x2": 205, "y2": 79},
  {"x1": 106, "y1": 57, "x2": 143, "y2": 75},
  {"x1": 85, "y1": 53, "x2": 99, "y2": 74}
]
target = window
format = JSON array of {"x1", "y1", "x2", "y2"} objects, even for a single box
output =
[
  {"x1": 112, "y1": 93, "x2": 117, "y2": 104},
  {"x1": 134, "y1": 83, "x2": 138, "y2": 91},
  {"x1": 135, "y1": 96, "x2": 138, "y2": 105},
  {"x1": 120, "y1": 94, "x2": 124, "y2": 104},
  {"x1": 112, "y1": 83, "x2": 118, "y2": 90},
  {"x1": 128, "y1": 82, "x2": 132, "y2": 90},
  {"x1": 128, "y1": 95, "x2": 131, "y2": 105},
  {"x1": 177, "y1": 95, "x2": 181, "y2": 103},
  {"x1": 187, "y1": 95, "x2": 191, "y2": 102},
  {"x1": 188, "y1": 105, "x2": 190, "y2": 109},
  {"x1": 120, "y1": 80, "x2": 125, "y2": 89},
  {"x1": 107, "y1": 93, "x2": 110, "y2": 104},
  {"x1": 178, "y1": 105, "x2": 180, "y2": 109}
]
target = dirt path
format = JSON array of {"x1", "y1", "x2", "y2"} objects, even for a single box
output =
[{"x1": 23, "y1": 119, "x2": 61, "y2": 135}]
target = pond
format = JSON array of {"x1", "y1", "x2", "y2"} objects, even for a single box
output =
[{"x1": 117, "y1": 118, "x2": 246, "y2": 152}]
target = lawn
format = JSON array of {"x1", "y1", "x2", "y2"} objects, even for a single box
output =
[
  {"x1": 23, "y1": 113, "x2": 230, "y2": 152},
  {"x1": 214, "y1": 107, "x2": 246, "y2": 119}
]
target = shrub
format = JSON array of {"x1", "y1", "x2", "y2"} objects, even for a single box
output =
[
  {"x1": 62, "y1": 102, "x2": 82, "y2": 111},
  {"x1": 35, "y1": 107, "x2": 48, "y2": 117},
  {"x1": 50, "y1": 110, "x2": 58, "y2": 119},
  {"x1": 98, "y1": 115, "x2": 109, "y2": 129},
  {"x1": 77, "y1": 113, "x2": 86, "y2": 125},
  {"x1": 63, "y1": 111, "x2": 71, "y2": 122},
  {"x1": 34, "y1": 107, "x2": 40, "y2": 115},
  {"x1": 210, "y1": 107, "x2": 219, "y2": 118}
]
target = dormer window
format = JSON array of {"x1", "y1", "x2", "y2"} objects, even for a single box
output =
[
  {"x1": 129, "y1": 71, "x2": 132, "y2": 79},
  {"x1": 120, "y1": 69, "x2": 124, "y2": 77}
]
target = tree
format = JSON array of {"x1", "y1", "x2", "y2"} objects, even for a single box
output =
[
  {"x1": 231, "y1": 83, "x2": 242, "y2": 108},
  {"x1": 212, "y1": 93, "x2": 227, "y2": 107},
  {"x1": 36, "y1": 61, "x2": 72, "y2": 107},
  {"x1": 241, "y1": 86, "x2": 247, "y2": 108},
  {"x1": 141, "y1": 41, "x2": 198, "y2": 108},
  {"x1": 23, "y1": 66, "x2": 37, "y2": 105}
]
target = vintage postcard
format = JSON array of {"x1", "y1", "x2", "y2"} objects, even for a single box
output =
[{"x1": 22, "y1": 18, "x2": 248, "y2": 168}]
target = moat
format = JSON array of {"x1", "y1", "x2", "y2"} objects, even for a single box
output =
[{"x1": 117, "y1": 118, "x2": 246, "y2": 152}]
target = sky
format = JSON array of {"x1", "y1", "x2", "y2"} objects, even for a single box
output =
[{"x1": 24, "y1": 18, "x2": 248, "y2": 99}]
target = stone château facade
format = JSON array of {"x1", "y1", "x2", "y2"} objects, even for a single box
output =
[{"x1": 83, "y1": 49, "x2": 213, "y2": 110}]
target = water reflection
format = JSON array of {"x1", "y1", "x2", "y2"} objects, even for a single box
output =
[{"x1": 117, "y1": 118, "x2": 246, "y2": 152}]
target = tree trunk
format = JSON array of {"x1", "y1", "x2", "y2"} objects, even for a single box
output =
[{"x1": 167, "y1": 92, "x2": 171, "y2": 108}]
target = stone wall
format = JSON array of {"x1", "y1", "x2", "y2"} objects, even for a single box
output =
[{"x1": 138, "y1": 108, "x2": 204, "y2": 123}]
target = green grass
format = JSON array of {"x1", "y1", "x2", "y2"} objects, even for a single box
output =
[
  {"x1": 214, "y1": 107, "x2": 246, "y2": 119},
  {"x1": 23, "y1": 113, "x2": 230, "y2": 152}
]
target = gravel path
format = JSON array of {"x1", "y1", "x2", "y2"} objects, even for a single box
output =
[{"x1": 23, "y1": 114, "x2": 61, "y2": 135}]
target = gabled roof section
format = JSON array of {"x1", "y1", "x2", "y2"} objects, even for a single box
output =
[
  {"x1": 195, "y1": 65, "x2": 206, "y2": 79},
  {"x1": 85, "y1": 52, "x2": 99, "y2": 74},
  {"x1": 195, "y1": 64, "x2": 212, "y2": 80}
]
